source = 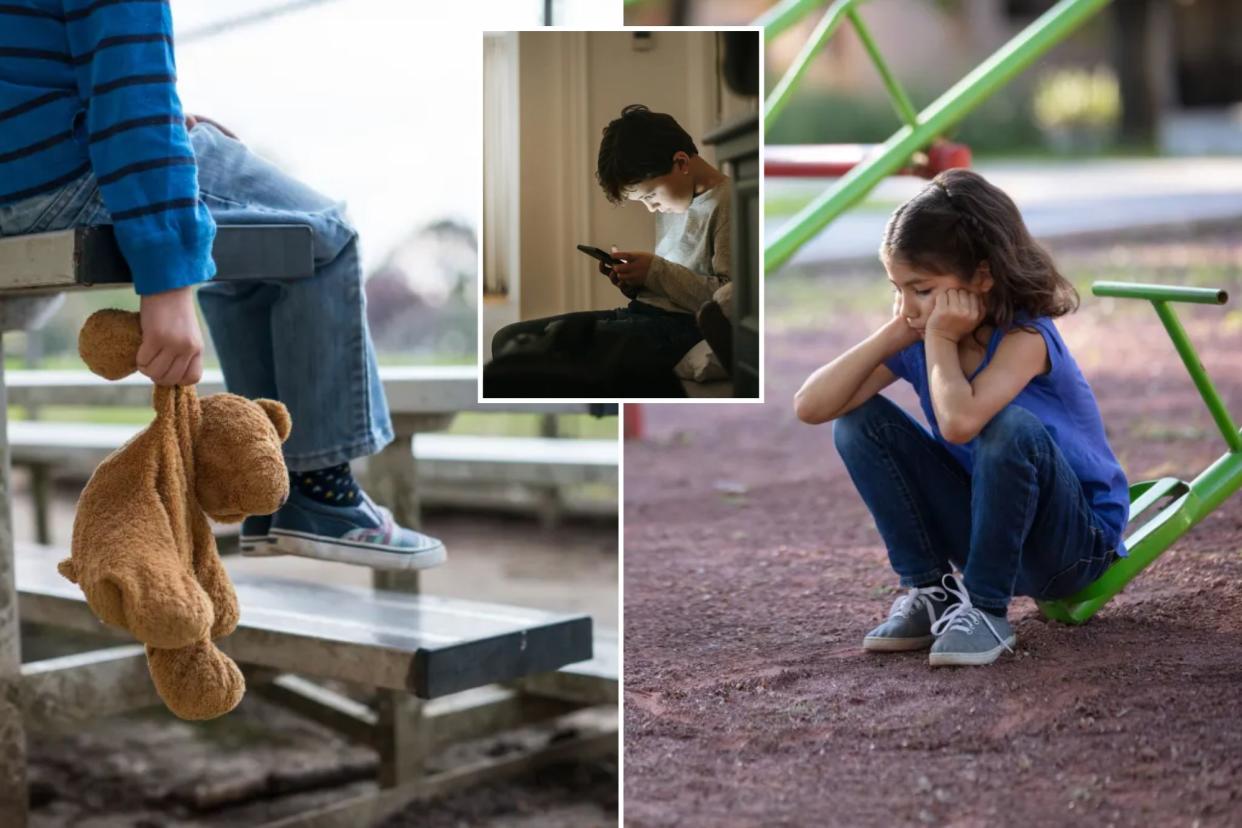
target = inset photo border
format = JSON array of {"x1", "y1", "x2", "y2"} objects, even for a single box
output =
[{"x1": 479, "y1": 27, "x2": 763, "y2": 403}]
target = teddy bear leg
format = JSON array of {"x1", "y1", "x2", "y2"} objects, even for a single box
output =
[
  {"x1": 146, "y1": 640, "x2": 246, "y2": 721},
  {"x1": 77, "y1": 553, "x2": 216, "y2": 651}
]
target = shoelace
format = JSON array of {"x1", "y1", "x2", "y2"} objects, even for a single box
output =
[
  {"x1": 929, "y1": 574, "x2": 1014, "y2": 653},
  {"x1": 890, "y1": 584, "x2": 950, "y2": 624}
]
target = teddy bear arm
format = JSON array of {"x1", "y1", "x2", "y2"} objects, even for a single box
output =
[{"x1": 70, "y1": 507, "x2": 215, "y2": 649}]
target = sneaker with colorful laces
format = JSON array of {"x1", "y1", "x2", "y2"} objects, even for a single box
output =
[{"x1": 266, "y1": 488, "x2": 446, "y2": 570}]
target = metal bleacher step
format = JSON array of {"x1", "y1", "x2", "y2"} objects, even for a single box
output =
[{"x1": 15, "y1": 543, "x2": 593, "y2": 699}]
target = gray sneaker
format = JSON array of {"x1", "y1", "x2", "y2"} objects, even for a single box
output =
[
  {"x1": 928, "y1": 574, "x2": 1016, "y2": 667},
  {"x1": 863, "y1": 583, "x2": 953, "y2": 652}
]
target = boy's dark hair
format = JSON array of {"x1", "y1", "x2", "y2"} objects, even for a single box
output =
[
  {"x1": 596, "y1": 104, "x2": 698, "y2": 205},
  {"x1": 880, "y1": 168, "x2": 1079, "y2": 334}
]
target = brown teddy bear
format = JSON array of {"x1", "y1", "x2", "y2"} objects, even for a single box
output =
[{"x1": 56, "y1": 309, "x2": 291, "y2": 720}]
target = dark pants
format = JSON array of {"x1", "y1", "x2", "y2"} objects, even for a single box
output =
[
  {"x1": 832, "y1": 395, "x2": 1116, "y2": 614},
  {"x1": 490, "y1": 300, "x2": 702, "y2": 371}
]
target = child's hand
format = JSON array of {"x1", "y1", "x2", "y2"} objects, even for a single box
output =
[
  {"x1": 881, "y1": 294, "x2": 921, "y2": 352},
  {"x1": 137, "y1": 286, "x2": 204, "y2": 387},
  {"x1": 184, "y1": 114, "x2": 238, "y2": 140},
  {"x1": 926, "y1": 288, "x2": 985, "y2": 343},
  {"x1": 609, "y1": 248, "x2": 653, "y2": 288},
  {"x1": 598, "y1": 258, "x2": 638, "y2": 299}
]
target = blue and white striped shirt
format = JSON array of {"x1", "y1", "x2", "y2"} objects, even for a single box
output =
[{"x1": 0, "y1": 0, "x2": 216, "y2": 294}]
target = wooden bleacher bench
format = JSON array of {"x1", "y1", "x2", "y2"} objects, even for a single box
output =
[
  {"x1": 410, "y1": 434, "x2": 617, "y2": 487},
  {"x1": 16, "y1": 543, "x2": 594, "y2": 700},
  {"x1": 17, "y1": 541, "x2": 616, "y2": 820},
  {"x1": 6, "y1": 424, "x2": 619, "y2": 541},
  {"x1": 0, "y1": 225, "x2": 313, "y2": 291},
  {"x1": 7, "y1": 424, "x2": 618, "y2": 482},
  {"x1": 8, "y1": 421, "x2": 139, "y2": 470}
]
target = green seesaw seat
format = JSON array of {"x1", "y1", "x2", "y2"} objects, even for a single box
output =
[{"x1": 1039, "y1": 281, "x2": 1239, "y2": 624}]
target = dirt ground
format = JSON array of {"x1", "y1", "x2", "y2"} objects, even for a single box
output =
[
  {"x1": 624, "y1": 237, "x2": 1242, "y2": 826},
  {"x1": 20, "y1": 507, "x2": 618, "y2": 827}
]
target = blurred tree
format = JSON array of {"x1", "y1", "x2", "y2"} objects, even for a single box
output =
[
  {"x1": 1112, "y1": 0, "x2": 1169, "y2": 149},
  {"x1": 365, "y1": 218, "x2": 477, "y2": 361}
]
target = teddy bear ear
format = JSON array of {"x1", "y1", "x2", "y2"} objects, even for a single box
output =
[{"x1": 255, "y1": 399, "x2": 291, "y2": 442}]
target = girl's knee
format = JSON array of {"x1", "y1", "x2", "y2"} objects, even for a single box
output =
[
  {"x1": 832, "y1": 395, "x2": 892, "y2": 454},
  {"x1": 976, "y1": 406, "x2": 1046, "y2": 457}
]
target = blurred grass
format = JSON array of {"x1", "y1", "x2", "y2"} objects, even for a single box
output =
[
  {"x1": 766, "y1": 230, "x2": 1242, "y2": 332},
  {"x1": 376, "y1": 354, "x2": 475, "y2": 366},
  {"x1": 7, "y1": 405, "x2": 152, "y2": 425},
  {"x1": 765, "y1": 192, "x2": 901, "y2": 219}
]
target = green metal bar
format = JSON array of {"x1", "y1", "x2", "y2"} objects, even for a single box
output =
[
  {"x1": 1152, "y1": 300, "x2": 1242, "y2": 453},
  {"x1": 756, "y1": 0, "x2": 834, "y2": 40},
  {"x1": 847, "y1": 8, "x2": 919, "y2": 128},
  {"x1": 1039, "y1": 280, "x2": 1241, "y2": 623},
  {"x1": 1127, "y1": 477, "x2": 1188, "y2": 520},
  {"x1": 765, "y1": 0, "x2": 1111, "y2": 273},
  {"x1": 764, "y1": 0, "x2": 857, "y2": 134},
  {"x1": 1093, "y1": 281, "x2": 1228, "y2": 305},
  {"x1": 1040, "y1": 447, "x2": 1242, "y2": 623}
]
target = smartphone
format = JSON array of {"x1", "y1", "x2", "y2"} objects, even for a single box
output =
[
  {"x1": 577, "y1": 244, "x2": 623, "y2": 266},
  {"x1": 578, "y1": 244, "x2": 637, "y2": 299}
]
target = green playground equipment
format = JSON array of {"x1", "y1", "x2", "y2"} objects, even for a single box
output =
[
  {"x1": 760, "y1": 0, "x2": 1112, "y2": 272},
  {"x1": 1037, "y1": 282, "x2": 1239, "y2": 624},
  {"x1": 757, "y1": 1, "x2": 1239, "y2": 620}
]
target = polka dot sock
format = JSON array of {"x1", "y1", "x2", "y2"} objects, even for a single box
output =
[{"x1": 291, "y1": 462, "x2": 362, "y2": 507}]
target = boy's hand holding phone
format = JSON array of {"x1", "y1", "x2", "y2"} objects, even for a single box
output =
[
  {"x1": 608, "y1": 247, "x2": 652, "y2": 288},
  {"x1": 578, "y1": 244, "x2": 641, "y2": 299},
  {"x1": 597, "y1": 259, "x2": 639, "y2": 299}
]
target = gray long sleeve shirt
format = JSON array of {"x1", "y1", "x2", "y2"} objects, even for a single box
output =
[{"x1": 634, "y1": 178, "x2": 732, "y2": 314}]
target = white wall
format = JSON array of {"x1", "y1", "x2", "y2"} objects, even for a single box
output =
[{"x1": 481, "y1": 29, "x2": 757, "y2": 358}]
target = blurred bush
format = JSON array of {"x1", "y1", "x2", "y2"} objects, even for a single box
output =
[
  {"x1": 1033, "y1": 65, "x2": 1121, "y2": 130},
  {"x1": 1032, "y1": 65, "x2": 1120, "y2": 153},
  {"x1": 765, "y1": 86, "x2": 1046, "y2": 156}
]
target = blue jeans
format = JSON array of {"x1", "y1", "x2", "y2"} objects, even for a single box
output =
[
  {"x1": 0, "y1": 123, "x2": 393, "y2": 471},
  {"x1": 491, "y1": 300, "x2": 702, "y2": 369},
  {"x1": 832, "y1": 395, "x2": 1117, "y2": 614}
]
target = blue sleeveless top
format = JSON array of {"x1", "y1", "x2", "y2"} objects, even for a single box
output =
[{"x1": 883, "y1": 316, "x2": 1130, "y2": 556}]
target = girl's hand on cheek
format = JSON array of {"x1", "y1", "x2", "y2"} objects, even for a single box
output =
[
  {"x1": 925, "y1": 288, "x2": 984, "y2": 343},
  {"x1": 881, "y1": 294, "x2": 921, "y2": 351}
]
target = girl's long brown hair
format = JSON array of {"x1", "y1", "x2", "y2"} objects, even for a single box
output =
[{"x1": 880, "y1": 168, "x2": 1078, "y2": 334}]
